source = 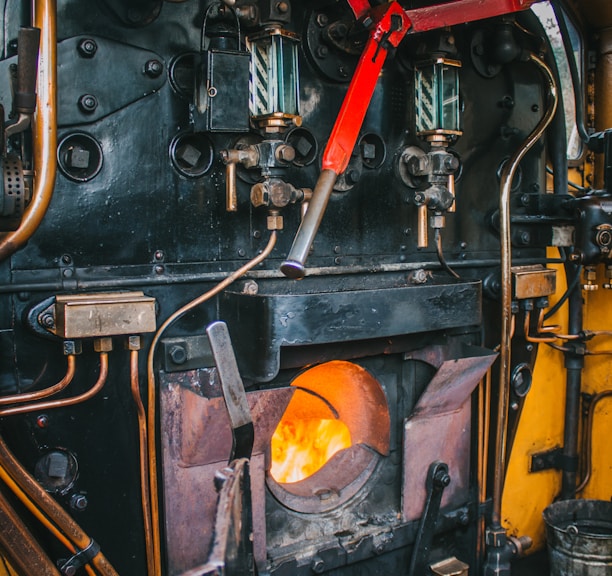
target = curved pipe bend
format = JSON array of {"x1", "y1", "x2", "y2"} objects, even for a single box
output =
[{"x1": 0, "y1": 0, "x2": 57, "y2": 261}]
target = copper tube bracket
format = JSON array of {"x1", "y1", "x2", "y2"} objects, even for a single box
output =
[{"x1": 59, "y1": 539, "x2": 100, "y2": 576}]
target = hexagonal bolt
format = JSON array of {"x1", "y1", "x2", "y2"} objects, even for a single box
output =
[
  {"x1": 127, "y1": 335, "x2": 142, "y2": 351},
  {"x1": 63, "y1": 340, "x2": 82, "y2": 356},
  {"x1": 267, "y1": 212, "x2": 284, "y2": 231},
  {"x1": 311, "y1": 556, "x2": 325, "y2": 574},
  {"x1": 70, "y1": 493, "x2": 89, "y2": 511},
  {"x1": 78, "y1": 94, "x2": 98, "y2": 114},
  {"x1": 406, "y1": 154, "x2": 429, "y2": 176},
  {"x1": 93, "y1": 337, "x2": 113, "y2": 352},
  {"x1": 40, "y1": 312, "x2": 55, "y2": 330},
  {"x1": 275, "y1": 144, "x2": 295, "y2": 163},
  {"x1": 77, "y1": 38, "x2": 97, "y2": 58},
  {"x1": 275, "y1": 1, "x2": 289, "y2": 14},
  {"x1": 443, "y1": 155, "x2": 460, "y2": 172},
  {"x1": 144, "y1": 59, "x2": 163, "y2": 78},
  {"x1": 169, "y1": 345, "x2": 187, "y2": 365}
]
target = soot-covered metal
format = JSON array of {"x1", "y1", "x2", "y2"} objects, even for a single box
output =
[{"x1": 0, "y1": 0, "x2": 587, "y2": 574}]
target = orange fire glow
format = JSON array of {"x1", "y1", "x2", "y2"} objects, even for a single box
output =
[{"x1": 270, "y1": 417, "x2": 352, "y2": 484}]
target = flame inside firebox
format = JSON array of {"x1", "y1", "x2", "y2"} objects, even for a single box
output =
[{"x1": 270, "y1": 415, "x2": 352, "y2": 483}]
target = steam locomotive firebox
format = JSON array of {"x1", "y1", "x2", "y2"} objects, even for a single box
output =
[{"x1": 0, "y1": 0, "x2": 595, "y2": 574}]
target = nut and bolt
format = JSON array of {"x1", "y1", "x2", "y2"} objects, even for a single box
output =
[
  {"x1": 444, "y1": 155, "x2": 460, "y2": 172},
  {"x1": 36, "y1": 414, "x2": 50, "y2": 429},
  {"x1": 78, "y1": 94, "x2": 98, "y2": 114},
  {"x1": 144, "y1": 59, "x2": 164, "y2": 78},
  {"x1": 276, "y1": 1, "x2": 289, "y2": 14},
  {"x1": 77, "y1": 38, "x2": 97, "y2": 58},
  {"x1": 316, "y1": 13, "x2": 328, "y2": 27},
  {"x1": 276, "y1": 144, "x2": 295, "y2": 163},
  {"x1": 311, "y1": 557, "x2": 325, "y2": 574},
  {"x1": 169, "y1": 345, "x2": 187, "y2": 365},
  {"x1": 153, "y1": 250, "x2": 164, "y2": 261},
  {"x1": 127, "y1": 336, "x2": 142, "y2": 351},
  {"x1": 93, "y1": 337, "x2": 113, "y2": 353},
  {"x1": 40, "y1": 313, "x2": 55, "y2": 329},
  {"x1": 316, "y1": 45, "x2": 328, "y2": 59},
  {"x1": 154, "y1": 264, "x2": 164, "y2": 275},
  {"x1": 70, "y1": 493, "x2": 89, "y2": 511},
  {"x1": 63, "y1": 340, "x2": 82, "y2": 355}
]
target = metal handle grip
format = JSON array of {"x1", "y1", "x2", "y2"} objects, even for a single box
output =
[
  {"x1": 14, "y1": 27, "x2": 41, "y2": 115},
  {"x1": 280, "y1": 169, "x2": 337, "y2": 279}
]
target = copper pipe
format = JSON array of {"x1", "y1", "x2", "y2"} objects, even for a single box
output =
[
  {"x1": 146, "y1": 230, "x2": 277, "y2": 576},
  {"x1": 0, "y1": 0, "x2": 57, "y2": 261},
  {"x1": 576, "y1": 389, "x2": 612, "y2": 493},
  {"x1": 0, "y1": 487, "x2": 61, "y2": 576},
  {"x1": 0, "y1": 442, "x2": 99, "y2": 576},
  {"x1": 0, "y1": 434, "x2": 117, "y2": 575},
  {"x1": 0, "y1": 355, "x2": 76, "y2": 406},
  {"x1": 130, "y1": 349, "x2": 155, "y2": 576},
  {"x1": 0, "y1": 353, "x2": 107, "y2": 417},
  {"x1": 476, "y1": 368, "x2": 491, "y2": 562},
  {"x1": 417, "y1": 204, "x2": 428, "y2": 249},
  {"x1": 536, "y1": 308, "x2": 561, "y2": 334},
  {"x1": 524, "y1": 310, "x2": 557, "y2": 343},
  {"x1": 493, "y1": 53, "x2": 557, "y2": 527}
]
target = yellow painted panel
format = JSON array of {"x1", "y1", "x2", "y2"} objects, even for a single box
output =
[
  {"x1": 502, "y1": 344, "x2": 565, "y2": 549},
  {"x1": 580, "y1": 271, "x2": 612, "y2": 502},
  {"x1": 502, "y1": 253, "x2": 566, "y2": 550}
]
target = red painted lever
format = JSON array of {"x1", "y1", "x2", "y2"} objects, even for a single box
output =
[
  {"x1": 281, "y1": 0, "x2": 543, "y2": 279},
  {"x1": 323, "y1": 2, "x2": 410, "y2": 174}
]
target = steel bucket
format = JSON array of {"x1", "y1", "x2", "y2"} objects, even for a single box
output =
[{"x1": 543, "y1": 499, "x2": 612, "y2": 576}]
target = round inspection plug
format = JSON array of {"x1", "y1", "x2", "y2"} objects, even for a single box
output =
[
  {"x1": 169, "y1": 132, "x2": 214, "y2": 179},
  {"x1": 57, "y1": 132, "x2": 104, "y2": 183}
]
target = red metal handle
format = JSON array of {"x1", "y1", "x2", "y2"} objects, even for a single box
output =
[{"x1": 322, "y1": 2, "x2": 410, "y2": 174}]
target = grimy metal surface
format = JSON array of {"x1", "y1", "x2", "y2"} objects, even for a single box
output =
[{"x1": 0, "y1": 0, "x2": 566, "y2": 574}]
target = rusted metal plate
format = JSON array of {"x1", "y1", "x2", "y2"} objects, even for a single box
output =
[
  {"x1": 402, "y1": 351, "x2": 496, "y2": 522},
  {"x1": 160, "y1": 380, "x2": 292, "y2": 575},
  {"x1": 172, "y1": 385, "x2": 294, "y2": 467}
]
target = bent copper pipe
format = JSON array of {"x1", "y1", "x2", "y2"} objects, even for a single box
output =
[
  {"x1": 0, "y1": 0, "x2": 57, "y2": 261},
  {"x1": 130, "y1": 349, "x2": 156, "y2": 576},
  {"x1": 0, "y1": 353, "x2": 107, "y2": 417},
  {"x1": 0, "y1": 488, "x2": 61, "y2": 576},
  {"x1": 492, "y1": 53, "x2": 557, "y2": 527},
  {"x1": 0, "y1": 355, "x2": 75, "y2": 406},
  {"x1": 146, "y1": 230, "x2": 278, "y2": 576},
  {"x1": 0, "y1": 433, "x2": 119, "y2": 576}
]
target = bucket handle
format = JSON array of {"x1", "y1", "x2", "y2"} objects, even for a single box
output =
[{"x1": 566, "y1": 524, "x2": 579, "y2": 538}]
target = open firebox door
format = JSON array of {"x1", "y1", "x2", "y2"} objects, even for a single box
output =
[{"x1": 160, "y1": 314, "x2": 496, "y2": 575}]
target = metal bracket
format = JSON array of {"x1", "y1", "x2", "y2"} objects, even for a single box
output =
[
  {"x1": 59, "y1": 539, "x2": 100, "y2": 575},
  {"x1": 529, "y1": 447, "x2": 563, "y2": 473},
  {"x1": 408, "y1": 461, "x2": 451, "y2": 576}
]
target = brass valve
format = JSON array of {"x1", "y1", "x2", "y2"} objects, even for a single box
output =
[
  {"x1": 582, "y1": 266, "x2": 599, "y2": 291},
  {"x1": 220, "y1": 146, "x2": 259, "y2": 212},
  {"x1": 603, "y1": 264, "x2": 612, "y2": 290}
]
